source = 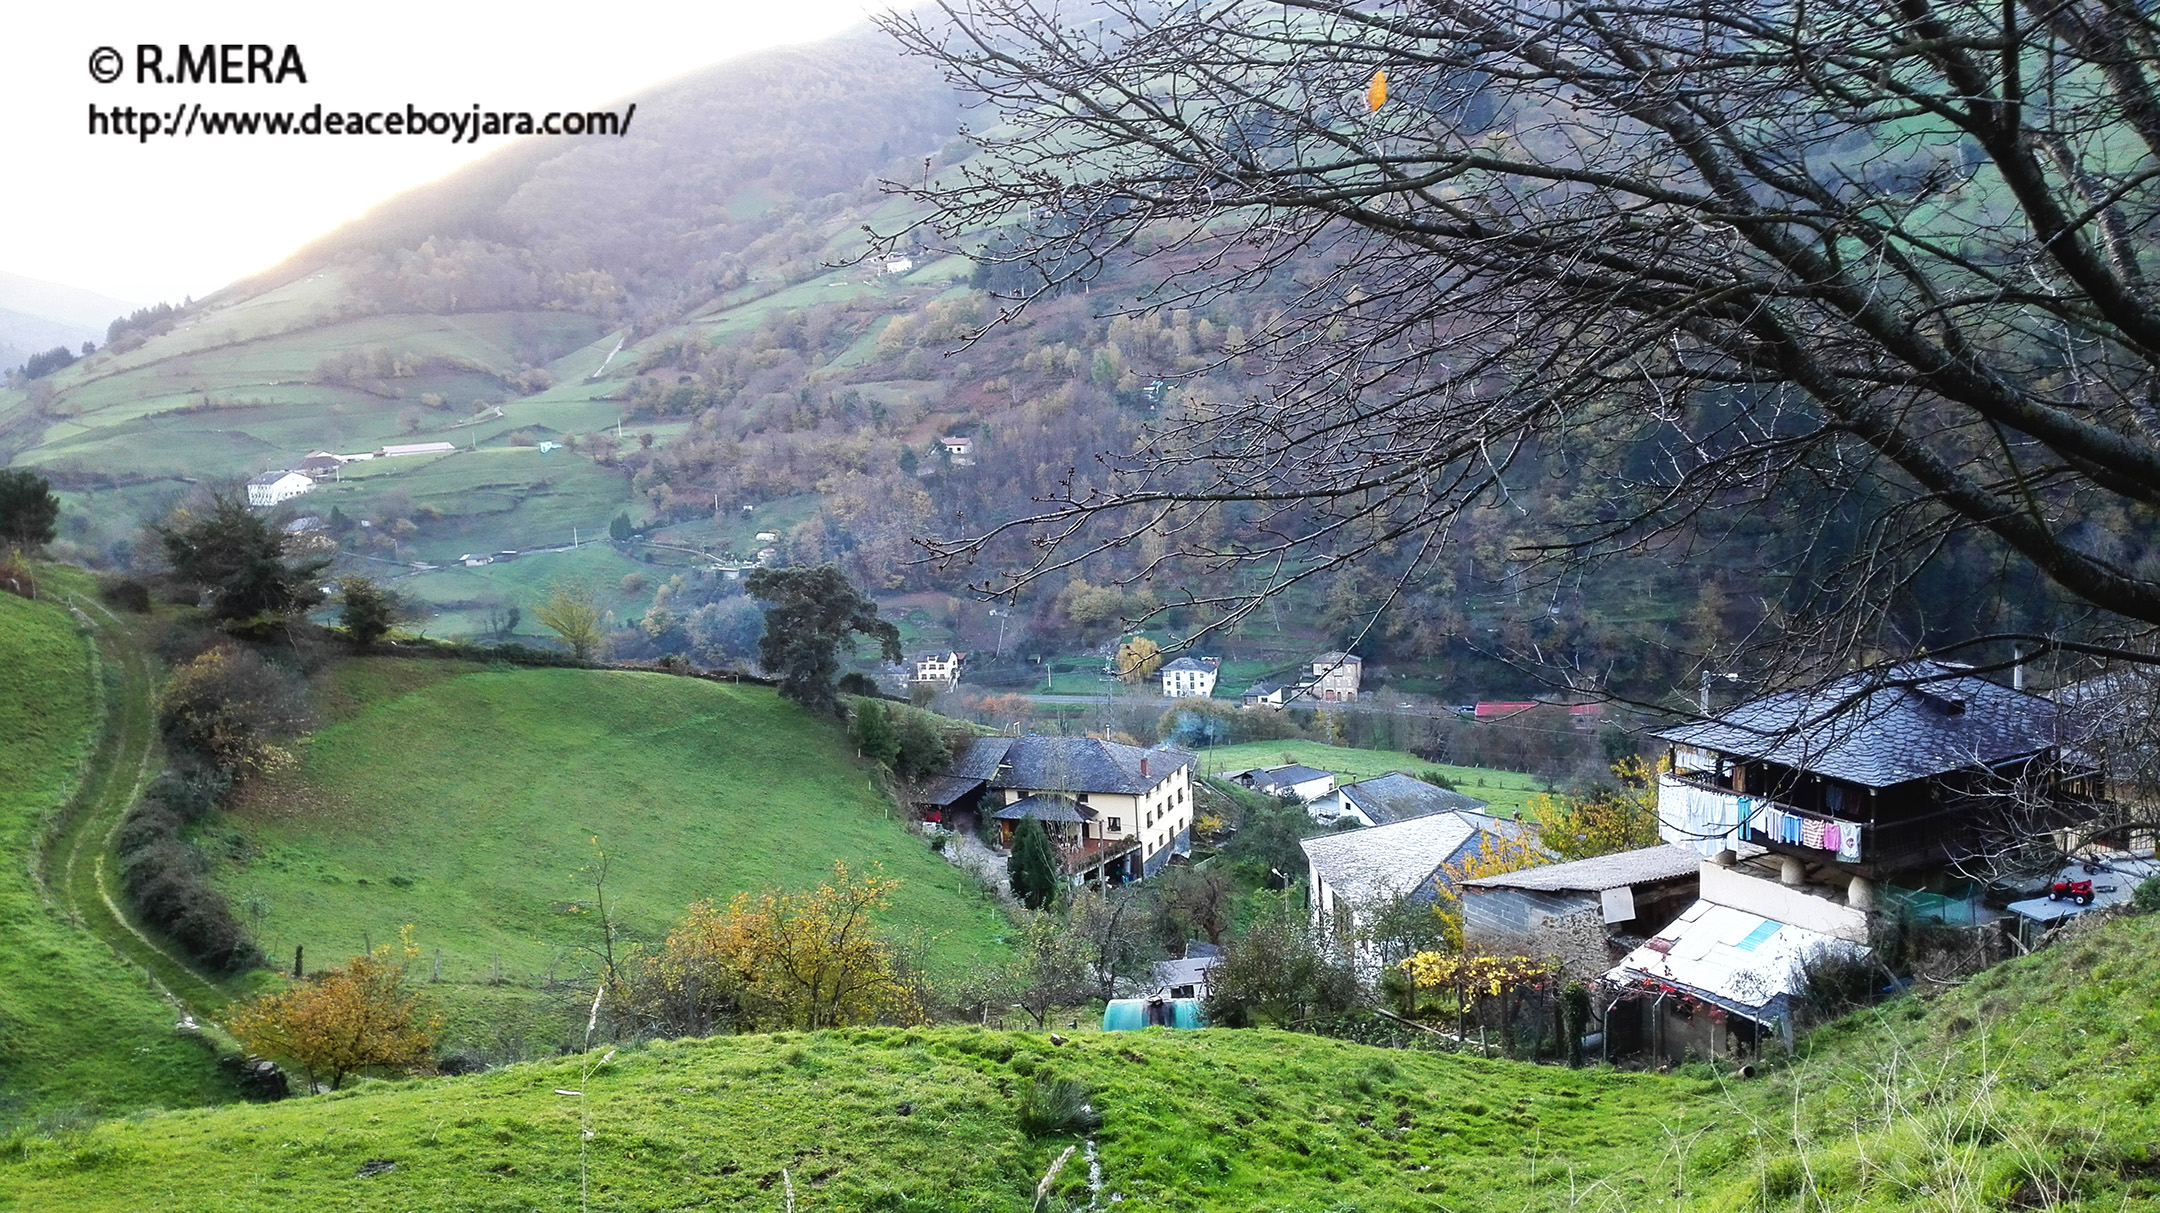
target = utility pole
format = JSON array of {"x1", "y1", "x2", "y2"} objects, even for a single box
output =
[{"x1": 1699, "y1": 670, "x2": 1740, "y2": 714}]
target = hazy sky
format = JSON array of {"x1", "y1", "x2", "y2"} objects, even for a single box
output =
[{"x1": 3, "y1": 0, "x2": 891, "y2": 308}]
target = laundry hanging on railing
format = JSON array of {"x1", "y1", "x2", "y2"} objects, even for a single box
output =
[
  {"x1": 1665, "y1": 778, "x2": 1747, "y2": 857},
  {"x1": 1750, "y1": 803, "x2": 1863, "y2": 860}
]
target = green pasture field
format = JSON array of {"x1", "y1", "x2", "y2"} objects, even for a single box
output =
[
  {"x1": 301, "y1": 447, "x2": 634, "y2": 563},
  {"x1": 0, "y1": 582, "x2": 234, "y2": 1123},
  {"x1": 0, "y1": 1026, "x2": 1706, "y2": 1212},
  {"x1": 208, "y1": 663, "x2": 1009, "y2": 1047},
  {"x1": 390, "y1": 544, "x2": 662, "y2": 640},
  {"x1": 643, "y1": 493, "x2": 820, "y2": 559},
  {"x1": 1191, "y1": 740, "x2": 1547, "y2": 817},
  {"x1": 17, "y1": 902, "x2": 2160, "y2": 1213}
]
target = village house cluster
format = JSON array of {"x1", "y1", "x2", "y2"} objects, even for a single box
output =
[
  {"x1": 244, "y1": 443, "x2": 457, "y2": 507},
  {"x1": 1130, "y1": 658, "x2": 2141, "y2": 1063}
]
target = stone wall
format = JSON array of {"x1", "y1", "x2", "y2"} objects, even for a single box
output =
[{"x1": 1463, "y1": 888, "x2": 1618, "y2": 988}]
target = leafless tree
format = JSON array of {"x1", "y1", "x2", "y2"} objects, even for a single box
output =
[{"x1": 879, "y1": 0, "x2": 2160, "y2": 685}]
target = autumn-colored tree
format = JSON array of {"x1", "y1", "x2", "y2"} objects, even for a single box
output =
[
  {"x1": 1413, "y1": 830, "x2": 1559, "y2": 952},
  {"x1": 1006, "y1": 910, "x2": 1094, "y2": 1029},
  {"x1": 1113, "y1": 636, "x2": 1163, "y2": 682},
  {"x1": 156, "y1": 643, "x2": 314, "y2": 778},
  {"x1": 1399, "y1": 951, "x2": 1555, "y2": 1023},
  {"x1": 534, "y1": 579, "x2": 604, "y2": 660},
  {"x1": 228, "y1": 935, "x2": 441, "y2": 1091},
  {"x1": 615, "y1": 863, "x2": 921, "y2": 1034},
  {"x1": 1531, "y1": 758, "x2": 1665, "y2": 862}
]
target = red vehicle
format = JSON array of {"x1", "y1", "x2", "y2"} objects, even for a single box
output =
[{"x1": 2049, "y1": 878, "x2": 2096, "y2": 906}]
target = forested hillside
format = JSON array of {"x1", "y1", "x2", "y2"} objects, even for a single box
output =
[{"x1": 0, "y1": 23, "x2": 2096, "y2": 710}]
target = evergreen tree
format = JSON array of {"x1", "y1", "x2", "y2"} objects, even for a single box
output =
[
  {"x1": 608, "y1": 512, "x2": 633, "y2": 542},
  {"x1": 850, "y1": 699, "x2": 901, "y2": 766},
  {"x1": 0, "y1": 469, "x2": 60, "y2": 552},
  {"x1": 893, "y1": 710, "x2": 950, "y2": 780},
  {"x1": 154, "y1": 490, "x2": 329, "y2": 623},
  {"x1": 743, "y1": 565, "x2": 902, "y2": 716},
  {"x1": 1007, "y1": 817, "x2": 1060, "y2": 911},
  {"x1": 337, "y1": 576, "x2": 399, "y2": 648}
]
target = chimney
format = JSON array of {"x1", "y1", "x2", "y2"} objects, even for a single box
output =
[
  {"x1": 2013, "y1": 645, "x2": 2026, "y2": 691},
  {"x1": 1140, "y1": 757, "x2": 1150, "y2": 779}
]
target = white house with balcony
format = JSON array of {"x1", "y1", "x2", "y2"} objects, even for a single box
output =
[
  {"x1": 1159, "y1": 656, "x2": 1219, "y2": 698},
  {"x1": 911, "y1": 651, "x2": 964, "y2": 688}
]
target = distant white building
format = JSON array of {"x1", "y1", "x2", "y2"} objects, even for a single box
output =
[
  {"x1": 246, "y1": 470, "x2": 314, "y2": 508},
  {"x1": 1159, "y1": 656, "x2": 1219, "y2": 699},
  {"x1": 376, "y1": 441, "x2": 456, "y2": 458},
  {"x1": 938, "y1": 435, "x2": 976, "y2": 465},
  {"x1": 882, "y1": 255, "x2": 917, "y2": 275},
  {"x1": 911, "y1": 651, "x2": 965, "y2": 688}
]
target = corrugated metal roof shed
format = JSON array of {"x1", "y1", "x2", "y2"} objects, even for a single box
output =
[
  {"x1": 1462, "y1": 844, "x2": 1699, "y2": 894},
  {"x1": 1606, "y1": 899, "x2": 1866, "y2": 1014}
]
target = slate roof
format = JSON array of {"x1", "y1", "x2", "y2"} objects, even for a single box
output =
[
  {"x1": 2053, "y1": 667, "x2": 2159, "y2": 765},
  {"x1": 1253, "y1": 764, "x2": 1335, "y2": 789},
  {"x1": 1301, "y1": 811, "x2": 1531, "y2": 906},
  {"x1": 1655, "y1": 661, "x2": 2067, "y2": 788},
  {"x1": 991, "y1": 794, "x2": 1093, "y2": 824},
  {"x1": 949, "y1": 735, "x2": 1195, "y2": 796},
  {"x1": 1461, "y1": 844, "x2": 1700, "y2": 894},
  {"x1": 1606, "y1": 899, "x2": 1867, "y2": 1016},
  {"x1": 916, "y1": 775, "x2": 986, "y2": 807},
  {"x1": 1337, "y1": 773, "x2": 1491, "y2": 825},
  {"x1": 248, "y1": 470, "x2": 308, "y2": 487},
  {"x1": 1161, "y1": 657, "x2": 1212, "y2": 673}
]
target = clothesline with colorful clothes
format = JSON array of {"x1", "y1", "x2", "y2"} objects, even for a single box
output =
[{"x1": 1749, "y1": 803, "x2": 1863, "y2": 862}]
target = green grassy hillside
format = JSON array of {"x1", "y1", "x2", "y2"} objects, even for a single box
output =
[
  {"x1": 0, "y1": 1025, "x2": 1709, "y2": 1212},
  {"x1": 1194, "y1": 740, "x2": 1547, "y2": 817},
  {"x1": 8, "y1": 909, "x2": 2160, "y2": 1211},
  {"x1": 211, "y1": 661, "x2": 1007, "y2": 1050},
  {"x1": 0, "y1": 589, "x2": 232, "y2": 1122}
]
